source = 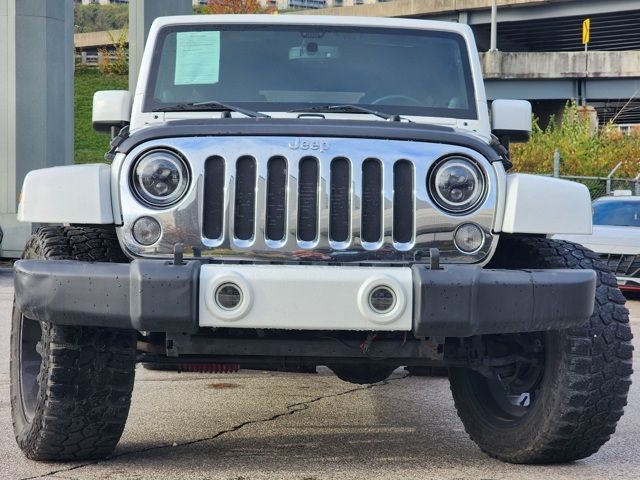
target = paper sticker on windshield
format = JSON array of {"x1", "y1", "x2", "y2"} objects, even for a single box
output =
[{"x1": 174, "y1": 31, "x2": 220, "y2": 85}]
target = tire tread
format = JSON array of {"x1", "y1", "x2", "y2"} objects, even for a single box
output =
[
  {"x1": 10, "y1": 226, "x2": 136, "y2": 461},
  {"x1": 451, "y1": 236, "x2": 633, "y2": 464}
]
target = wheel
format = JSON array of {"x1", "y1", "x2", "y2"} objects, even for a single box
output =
[
  {"x1": 329, "y1": 364, "x2": 397, "y2": 384},
  {"x1": 370, "y1": 94, "x2": 422, "y2": 106},
  {"x1": 449, "y1": 236, "x2": 633, "y2": 464},
  {"x1": 10, "y1": 226, "x2": 137, "y2": 461}
]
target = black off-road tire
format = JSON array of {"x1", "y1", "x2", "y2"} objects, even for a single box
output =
[
  {"x1": 10, "y1": 226, "x2": 137, "y2": 461},
  {"x1": 449, "y1": 236, "x2": 633, "y2": 464},
  {"x1": 329, "y1": 364, "x2": 397, "y2": 384}
]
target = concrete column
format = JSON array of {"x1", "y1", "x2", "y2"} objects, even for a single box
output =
[
  {"x1": 129, "y1": 0, "x2": 192, "y2": 94},
  {"x1": 0, "y1": 0, "x2": 74, "y2": 258},
  {"x1": 0, "y1": 1, "x2": 17, "y2": 256}
]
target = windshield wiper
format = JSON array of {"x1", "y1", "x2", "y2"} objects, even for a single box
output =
[
  {"x1": 154, "y1": 100, "x2": 270, "y2": 118},
  {"x1": 290, "y1": 104, "x2": 409, "y2": 122}
]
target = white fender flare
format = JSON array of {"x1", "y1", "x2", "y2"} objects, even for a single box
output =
[
  {"x1": 18, "y1": 164, "x2": 114, "y2": 224},
  {"x1": 499, "y1": 174, "x2": 592, "y2": 235}
]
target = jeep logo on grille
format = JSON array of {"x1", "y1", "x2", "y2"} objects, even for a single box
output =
[{"x1": 288, "y1": 138, "x2": 329, "y2": 152}]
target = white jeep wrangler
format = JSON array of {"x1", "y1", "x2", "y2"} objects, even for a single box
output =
[{"x1": 11, "y1": 15, "x2": 632, "y2": 464}]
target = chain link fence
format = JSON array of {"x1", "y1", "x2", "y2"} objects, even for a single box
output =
[
  {"x1": 556, "y1": 176, "x2": 639, "y2": 200},
  {"x1": 550, "y1": 149, "x2": 640, "y2": 200}
]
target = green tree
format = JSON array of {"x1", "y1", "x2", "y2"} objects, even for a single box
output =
[
  {"x1": 97, "y1": 29, "x2": 129, "y2": 76},
  {"x1": 511, "y1": 102, "x2": 640, "y2": 177},
  {"x1": 204, "y1": 0, "x2": 276, "y2": 14},
  {"x1": 74, "y1": 4, "x2": 128, "y2": 33}
]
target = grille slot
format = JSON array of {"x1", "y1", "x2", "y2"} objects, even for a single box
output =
[
  {"x1": 361, "y1": 159, "x2": 383, "y2": 244},
  {"x1": 266, "y1": 156, "x2": 287, "y2": 241},
  {"x1": 330, "y1": 158, "x2": 351, "y2": 243},
  {"x1": 203, "y1": 156, "x2": 225, "y2": 240},
  {"x1": 393, "y1": 160, "x2": 414, "y2": 244},
  {"x1": 233, "y1": 156, "x2": 257, "y2": 241},
  {"x1": 297, "y1": 157, "x2": 319, "y2": 242}
]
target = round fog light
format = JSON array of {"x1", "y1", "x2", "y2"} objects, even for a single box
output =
[
  {"x1": 454, "y1": 223, "x2": 484, "y2": 253},
  {"x1": 132, "y1": 216, "x2": 161, "y2": 245},
  {"x1": 215, "y1": 283, "x2": 243, "y2": 310},
  {"x1": 369, "y1": 286, "x2": 396, "y2": 313}
]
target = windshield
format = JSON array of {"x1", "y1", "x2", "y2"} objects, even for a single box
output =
[
  {"x1": 593, "y1": 200, "x2": 640, "y2": 227},
  {"x1": 145, "y1": 24, "x2": 477, "y2": 119}
]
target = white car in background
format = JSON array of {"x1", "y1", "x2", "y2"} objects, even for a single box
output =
[{"x1": 557, "y1": 192, "x2": 640, "y2": 293}]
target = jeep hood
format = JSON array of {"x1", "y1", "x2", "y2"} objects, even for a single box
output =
[{"x1": 112, "y1": 117, "x2": 509, "y2": 168}]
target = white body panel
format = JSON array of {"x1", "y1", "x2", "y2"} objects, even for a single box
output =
[
  {"x1": 199, "y1": 264, "x2": 413, "y2": 331},
  {"x1": 18, "y1": 164, "x2": 114, "y2": 224},
  {"x1": 500, "y1": 174, "x2": 592, "y2": 235},
  {"x1": 556, "y1": 225, "x2": 640, "y2": 256},
  {"x1": 130, "y1": 15, "x2": 490, "y2": 138}
]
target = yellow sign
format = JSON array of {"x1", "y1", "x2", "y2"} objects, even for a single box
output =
[{"x1": 582, "y1": 18, "x2": 590, "y2": 44}]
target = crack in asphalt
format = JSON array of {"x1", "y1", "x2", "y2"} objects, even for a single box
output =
[{"x1": 19, "y1": 374, "x2": 409, "y2": 480}]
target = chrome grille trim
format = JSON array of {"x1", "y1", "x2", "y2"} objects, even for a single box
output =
[{"x1": 117, "y1": 136, "x2": 499, "y2": 264}]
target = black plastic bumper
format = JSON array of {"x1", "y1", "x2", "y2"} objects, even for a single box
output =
[
  {"x1": 412, "y1": 265, "x2": 595, "y2": 336},
  {"x1": 14, "y1": 259, "x2": 201, "y2": 333},
  {"x1": 13, "y1": 259, "x2": 596, "y2": 337}
]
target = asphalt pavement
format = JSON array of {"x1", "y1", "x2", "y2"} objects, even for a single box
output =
[{"x1": 1, "y1": 266, "x2": 639, "y2": 480}]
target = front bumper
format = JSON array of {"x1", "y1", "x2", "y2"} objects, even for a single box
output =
[{"x1": 13, "y1": 259, "x2": 596, "y2": 337}]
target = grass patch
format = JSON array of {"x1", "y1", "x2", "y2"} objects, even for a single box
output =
[{"x1": 75, "y1": 69, "x2": 127, "y2": 164}]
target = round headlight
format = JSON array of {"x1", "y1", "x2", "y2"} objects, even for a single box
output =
[
  {"x1": 429, "y1": 157, "x2": 484, "y2": 213},
  {"x1": 132, "y1": 149, "x2": 189, "y2": 207}
]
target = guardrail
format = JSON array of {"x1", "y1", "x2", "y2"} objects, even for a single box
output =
[{"x1": 75, "y1": 51, "x2": 122, "y2": 66}]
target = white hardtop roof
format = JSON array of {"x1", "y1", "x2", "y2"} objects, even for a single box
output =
[{"x1": 150, "y1": 14, "x2": 473, "y2": 36}]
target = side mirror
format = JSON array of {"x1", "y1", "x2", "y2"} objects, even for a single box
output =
[
  {"x1": 92, "y1": 90, "x2": 131, "y2": 135},
  {"x1": 491, "y1": 99, "x2": 532, "y2": 146}
]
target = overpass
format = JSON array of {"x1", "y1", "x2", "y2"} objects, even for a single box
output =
[
  {"x1": 296, "y1": 0, "x2": 640, "y2": 125},
  {"x1": 74, "y1": 28, "x2": 126, "y2": 50}
]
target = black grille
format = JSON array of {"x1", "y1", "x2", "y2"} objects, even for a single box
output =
[
  {"x1": 361, "y1": 159, "x2": 382, "y2": 243},
  {"x1": 266, "y1": 156, "x2": 287, "y2": 241},
  {"x1": 297, "y1": 157, "x2": 319, "y2": 242},
  {"x1": 201, "y1": 154, "x2": 424, "y2": 249},
  {"x1": 393, "y1": 160, "x2": 414, "y2": 244},
  {"x1": 600, "y1": 253, "x2": 640, "y2": 278},
  {"x1": 234, "y1": 156, "x2": 257, "y2": 241},
  {"x1": 330, "y1": 158, "x2": 351, "y2": 243},
  {"x1": 202, "y1": 156, "x2": 225, "y2": 240}
]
